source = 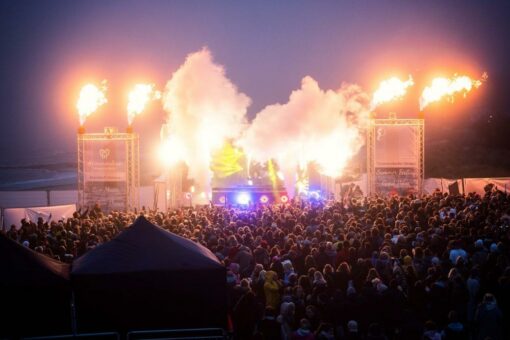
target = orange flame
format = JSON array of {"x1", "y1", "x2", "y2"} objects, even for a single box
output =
[
  {"x1": 420, "y1": 73, "x2": 486, "y2": 110},
  {"x1": 371, "y1": 75, "x2": 414, "y2": 110},
  {"x1": 127, "y1": 83, "x2": 161, "y2": 125},
  {"x1": 76, "y1": 81, "x2": 107, "y2": 126}
]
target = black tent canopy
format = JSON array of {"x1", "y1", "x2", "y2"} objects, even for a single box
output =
[
  {"x1": 0, "y1": 234, "x2": 71, "y2": 337},
  {"x1": 71, "y1": 216, "x2": 226, "y2": 332}
]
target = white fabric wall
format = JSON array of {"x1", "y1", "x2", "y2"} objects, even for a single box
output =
[
  {"x1": 3, "y1": 204, "x2": 76, "y2": 230},
  {"x1": 464, "y1": 178, "x2": 510, "y2": 195},
  {"x1": 422, "y1": 178, "x2": 461, "y2": 194}
]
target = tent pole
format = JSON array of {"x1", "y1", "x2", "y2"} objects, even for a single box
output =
[{"x1": 71, "y1": 290, "x2": 78, "y2": 336}]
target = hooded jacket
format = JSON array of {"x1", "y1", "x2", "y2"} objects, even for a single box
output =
[{"x1": 264, "y1": 270, "x2": 281, "y2": 309}]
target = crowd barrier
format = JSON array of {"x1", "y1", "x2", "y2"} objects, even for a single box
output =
[
  {"x1": 23, "y1": 332, "x2": 120, "y2": 340},
  {"x1": 21, "y1": 328, "x2": 226, "y2": 340}
]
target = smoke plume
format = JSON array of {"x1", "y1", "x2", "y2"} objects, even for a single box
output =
[
  {"x1": 161, "y1": 48, "x2": 251, "y2": 196},
  {"x1": 238, "y1": 76, "x2": 370, "y2": 196}
]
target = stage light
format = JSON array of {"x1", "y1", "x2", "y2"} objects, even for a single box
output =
[
  {"x1": 219, "y1": 195, "x2": 226, "y2": 204},
  {"x1": 236, "y1": 192, "x2": 251, "y2": 205},
  {"x1": 280, "y1": 195, "x2": 288, "y2": 203},
  {"x1": 247, "y1": 179, "x2": 253, "y2": 186},
  {"x1": 310, "y1": 191, "x2": 320, "y2": 200},
  {"x1": 260, "y1": 195, "x2": 269, "y2": 203}
]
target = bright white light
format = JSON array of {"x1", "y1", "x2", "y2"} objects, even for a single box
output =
[
  {"x1": 247, "y1": 179, "x2": 253, "y2": 186},
  {"x1": 236, "y1": 192, "x2": 251, "y2": 205},
  {"x1": 276, "y1": 171, "x2": 285, "y2": 181}
]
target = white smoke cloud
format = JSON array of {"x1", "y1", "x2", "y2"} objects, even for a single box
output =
[
  {"x1": 161, "y1": 48, "x2": 251, "y2": 196},
  {"x1": 238, "y1": 76, "x2": 370, "y2": 196}
]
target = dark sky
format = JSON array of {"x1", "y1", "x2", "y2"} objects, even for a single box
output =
[{"x1": 1, "y1": 0, "x2": 509, "y2": 166}]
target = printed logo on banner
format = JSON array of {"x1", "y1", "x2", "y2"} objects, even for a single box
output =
[
  {"x1": 83, "y1": 139, "x2": 128, "y2": 211},
  {"x1": 376, "y1": 127, "x2": 385, "y2": 141},
  {"x1": 374, "y1": 125, "x2": 421, "y2": 195},
  {"x1": 99, "y1": 148, "x2": 110, "y2": 160}
]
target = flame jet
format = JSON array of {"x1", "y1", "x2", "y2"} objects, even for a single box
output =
[
  {"x1": 76, "y1": 81, "x2": 107, "y2": 126},
  {"x1": 371, "y1": 75, "x2": 414, "y2": 110},
  {"x1": 420, "y1": 73, "x2": 487, "y2": 110},
  {"x1": 127, "y1": 83, "x2": 161, "y2": 126}
]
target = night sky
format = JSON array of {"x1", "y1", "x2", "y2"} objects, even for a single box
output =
[{"x1": 1, "y1": 0, "x2": 509, "y2": 169}]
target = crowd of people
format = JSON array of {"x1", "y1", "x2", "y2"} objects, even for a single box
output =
[{"x1": 3, "y1": 184, "x2": 510, "y2": 339}]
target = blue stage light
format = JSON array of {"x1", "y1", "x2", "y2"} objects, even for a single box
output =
[
  {"x1": 310, "y1": 191, "x2": 320, "y2": 200},
  {"x1": 236, "y1": 192, "x2": 251, "y2": 205}
]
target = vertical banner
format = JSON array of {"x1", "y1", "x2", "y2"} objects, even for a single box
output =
[
  {"x1": 82, "y1": 139, "x2": 127, "y2": 211},
  {"x1": 369, "y1": 119, "x2": 423, "y2": 196}
]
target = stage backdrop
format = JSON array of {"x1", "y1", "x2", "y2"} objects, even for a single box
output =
[
  {"x1": 82, "y1": 139, "x2": 127, "y2": 211},
  {"x1": 368, "y1": 118, "x2": 424, "y2": 196}
]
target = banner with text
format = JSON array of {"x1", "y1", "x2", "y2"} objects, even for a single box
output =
[
  {"x1": 374, "y1": 125, "x2": 420, "y2": 195},
  {"x1": 83, "y1": 139, "x2": 127, "y2": 211}
]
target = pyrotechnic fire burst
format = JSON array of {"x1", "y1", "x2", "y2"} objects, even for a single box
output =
[
  {"x1": 127, "y1": 83, "x2": 161, "y2": 125},
  {"x1": 371, "y1": 75, "x2": 414, "y2": 110},
  {"x1": 160, "y1": 48, "x2": 251, "y2": 196},
  {"x1": 420, "y1": 73, "x2": 487, "y2": 110},
  {"x1": 77, "y1": 81, "x2": 107, "y2": 126}
]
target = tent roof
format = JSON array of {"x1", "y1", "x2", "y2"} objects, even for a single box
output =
[
  {"x1": 72, "y1": 216, "x2": 223, "y2": 275},
  {"x1": 0, "y1": 234, "x2": 70, "y2": 286}
]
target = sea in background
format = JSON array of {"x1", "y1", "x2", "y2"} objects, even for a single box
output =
[
  {"x1": 0, "y1": 167, "x2": 77, "y2": 190},
  {"x1": 0, "y1": 145, "x2": 158, "y2": 191},
  {"x1": 0, "y1": 147, "x2": 76, "y2": 190}
]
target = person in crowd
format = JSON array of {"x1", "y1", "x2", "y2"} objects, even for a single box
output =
[
  {"x1": 314, "y1": 322, "x2": 334, "y2": 340},
  {"x1": 475, "y1": 293, "x2": 504, "y2": 340},
  {"x1": 257, "y1": 307, "x2": 280, "y2": 340},
  {"x1": 449, "y1": 240, "x2": 468, "y2": 265},
  {"x1": 3, "y1": 187, "x2": 509, "y2": 340},
  {"x1": 441, "y1": 311, "x2": 466, "y2": 340},
  {"x1": 291, "y1": 318, "x2": 315, "y2": 340},
  {"x1": 264, "y1": 270, "x2": 282, "y2": 310},
  {"x1": 422, "y1": 320, "x2": 442, "y2": 340},
  {"x1": 232, "y1": 279, "x2": 258, "y2": 339},
  {"x1": 341, "y1": 320, "x2": 361, "y2": 340},
  {"x1": 278, "y1": 301, "x2": 296, "y2": 340}
]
